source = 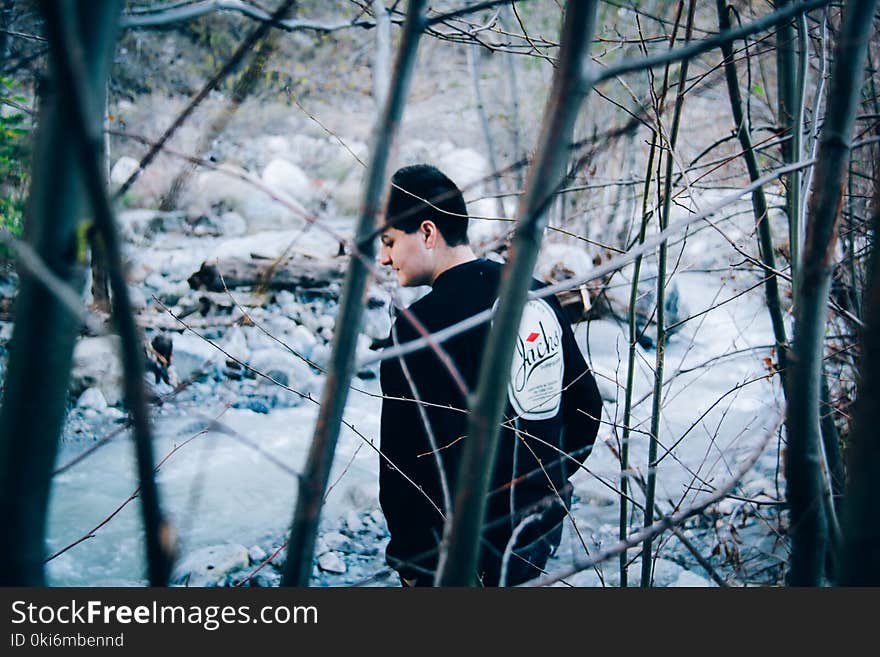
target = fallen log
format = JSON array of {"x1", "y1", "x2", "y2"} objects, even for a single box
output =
[{"x1": 187, "y1": 254, "x2": 347, "y2": 293}]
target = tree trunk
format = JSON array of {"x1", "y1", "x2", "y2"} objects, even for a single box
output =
[
  {"x1": 0, "y1": 0, "x2": 13, "y2": 69},
  {"x1": 776, "y1": 0, "x2": 803, "y2": 287},
  {"x1": 372, "y1": 0, "x2": 390, "y2": 111},
  {"x1": 187, "y1": 256, "x2": 346, "y2": 293},
  {"x1": 642, "y1": 0, "x2": 695, "y2": 588},
  {"x1": 620, "y1": 132, "x2": 658, "y2": 588},
  {"x1": 281, "y1": 0, "x2": 428, "y2": 587},
  {"x1": 0, "y1": 0, "x2": 120, "y2": 586},
  {"x1": 439, "y1": 0, "x2": 600, "y2": 587},
  {"x1": 786, "y1": 0, "x2": 877, "y2": 586},
  {"x1": 41, "y1": 0, "x2": 179, "y2": 585},
  {"x1": 467, "y1": 42, "x2": 506, "y2": 220},
  {"x1": 499, "y1": 5, "x2": 524, "y2": 193},
  {"x1": 716, "y1": 0, "x2": 790, "y2": 396},
  {"x1": 840, "y1": 114, "x2": 880, "y2": 585}
]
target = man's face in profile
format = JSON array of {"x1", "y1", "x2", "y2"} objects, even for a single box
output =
[{"x1": 379, "y1": 225, "x2": 433, "y2": 287}]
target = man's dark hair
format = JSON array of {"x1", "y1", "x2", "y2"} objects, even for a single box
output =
[{"x1": 385, "y1": 164, "x2": 469, "y2": 246}]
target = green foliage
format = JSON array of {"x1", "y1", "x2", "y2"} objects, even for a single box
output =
[{"x1": 0, "y1": 77, "x2": 32, "y2": 259}]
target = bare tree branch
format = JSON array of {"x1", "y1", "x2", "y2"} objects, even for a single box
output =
[
  {"x1": 41, "y1": 0, "x2": 175, "y2": 586},
  {"x1": 281, "y1": 0, "x2": 429, "y2": 587},
  {"x1": 527, "y1": 414, "x2": 778, "y2": 586},
  {"x1": 786, "y1": 0, "x2": 878, "y2": 586},
  {"x1": 591, "y1": 0, "x2": 833, "y2": 88},
  {"x1": 439, "y1": 0, "x2": 600, "y2": 586},
  {"x1": 120, "y1": 0, "x2": 380, "y2": 31}
]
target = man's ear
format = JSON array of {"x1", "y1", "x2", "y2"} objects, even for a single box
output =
[{"x1": 420, "y1": 220, "x2": 440, "y2": 249}]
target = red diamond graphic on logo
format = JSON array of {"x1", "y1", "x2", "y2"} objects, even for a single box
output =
[{"x1": 526, "y1": 332, "x2": 540, "y2": 342}]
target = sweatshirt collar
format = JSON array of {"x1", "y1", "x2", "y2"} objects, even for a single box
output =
[{"x1": 431, "y1": 258, "x2": 487, "y2": 290}]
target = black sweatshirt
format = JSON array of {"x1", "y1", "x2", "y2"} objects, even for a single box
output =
[{"x1": 378, "y1": 258, "x2": 602, "y2": 584}]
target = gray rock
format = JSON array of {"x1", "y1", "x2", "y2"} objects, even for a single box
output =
[
  {"x1": 362, "y1": 306, "x2": 392, "y2": 342},
  {"x1": 187, "y1": 214, "x2": 223, "y2": 237},
  {"x1": 104, "y1": 407, "x2": 126, "y2": 421},
  {"x1": 288, "y1": 324, "x2": 318, "y2": 361},
  {"x1": 248, "y1": 544, "x2": 267, "y2": 564},
  {"x1": 222, "y1": 325, "x2": 251, "y2": 364},
  {"x1": 317, "y1": 552, "x2": 347, "y2": 574},
  {"x1": 265, "y1": 369, "x2": 289, "y2": 388},
  {"x1": 169, "y1": 332, "x2": 221, "y2": 382},
  {"x1": 345, "y1": 510, "x2": 364, "y2": 534},
  {"x1": 171, "y1": 544, "x2": 250, "y2": 587},
  {"x1": 155, "y1": 280, "x2": 191, "y2": 306},
  {"x1": 71, "y1": 336, "x2": 124, "y2": 406},
  {"x1": 127, "y1": 286, "x2": 147, "y2": 311},
  {"x1": 649, "y1": 558, "x2": 687, "y2": 588},
  {"x1": 110, "y1": 156, "x2": 139, "y2": 185},
  {"x1": 144, "y1": 272, "x2": 168, "y2": 291},
  {"x1": 219, "y1": 211, "x2": 247, "y2": 237},
  {"x1": 323, "y1": 531, "x2": 353, "y2": 553},
  {"x1": 76, "y1": 387, "x2": 108, "y2": 410},
  {"x1": 274, "y1": 290, "x2": 298, "y2": 312},
  {"x1": 243, "y1": 327, "x2": 277, "y2": 353},
  {"x1": 250, "y1": 568, "x2": 281, "y2": 587},
  {"x1": 356, "y1": 334, "x2": 379, "y2": 379},
  {"x1": 318, "y1": 314, "x2": 335, "y2": 332},
  {"x1": 310, "y1": 343, "x2": 331, "y2": 369},
  {"x1": 249, "y1": 346, "x2": 315, "y2": 392},
  {"x1": 261, "y1": 158, "x2": 315, "y2": 205},
  {"x1": 298, "y1": 309, "x2": 321, "y2": 335},
  {"x1": 671, "y1": 570, "x2": 713, "y2": 587}
]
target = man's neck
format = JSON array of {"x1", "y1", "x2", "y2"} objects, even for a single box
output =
[{"x1": 431, "y1": 246, "x2": 477, "y2": 285}]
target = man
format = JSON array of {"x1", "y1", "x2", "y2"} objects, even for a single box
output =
[{"x1": 378, "y1": 164, "x2": 602, "y2": 587}]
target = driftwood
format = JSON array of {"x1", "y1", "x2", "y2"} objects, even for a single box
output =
[
  {"x1": 187, "y1": 254, "x2": 347, "y2": 293},
  {"x1": 186, "y1": 255, "x2": 594, "y2": 322}
]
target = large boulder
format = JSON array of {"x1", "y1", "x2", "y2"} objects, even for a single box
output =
[
  {"x1": 218, "y1": 211, "x2": 247, "y2": 237},
  {"x1": 261, "y1": 158, "x2": 315, "y2": 205},
  {"x1": 435, "y1": 145, "x2": 489, "y2": 190},
  {"x1": 170, "y1": 331, "x2": 224, "y2": 382},
  {"x1": 191, "y1": 167, "x2": 309, "y2": 232},
  {"x1": 71, "y1": 336, "x2": 124, "y2": 406},
  {"x1": 76, "y1": 387, "x2": 108, "y2": 411},
  {"x1": 249, "y1": 346, "x2": 316, "y2": 393},
  {"x1": 333, "y1": 170, "x2": 363, "y2": 216},
  {"x1": 109, "y1": 156, "x2": 140, "y2": 185}
]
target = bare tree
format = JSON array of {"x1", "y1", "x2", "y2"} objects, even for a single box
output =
[
  {"x1": 439, "y1": 0, "x2": 600, "y2": 586},
  {"x1": 840, "y1": 148, "x2": 880, "y2": 585},
  {"x1": 786, "y1": 0, "x2": 877, "y2": 586},
  {"x1": 281, "y1": 0, "x2": 429, "y2": 587},
  {"x1": 0, "y1": 0, "x2": 120, "y2": 586}
]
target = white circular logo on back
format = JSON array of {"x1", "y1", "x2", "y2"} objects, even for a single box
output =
[{"x1": 507, "y1": 298, "x2": 564, "y2": 420}]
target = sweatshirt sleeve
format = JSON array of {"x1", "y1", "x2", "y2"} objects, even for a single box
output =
[
  {"x1": 378, "y1": 317, "x2": 454, "y2": 582},
  {"x1": 379, "y1": 394, "x2": 442, "y2": 580}
]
